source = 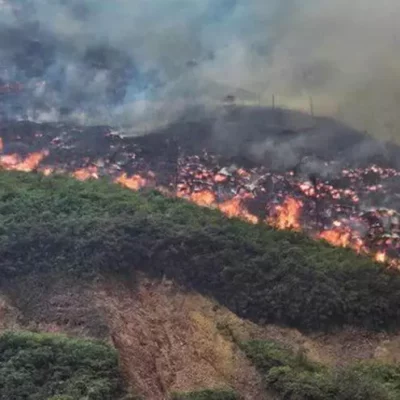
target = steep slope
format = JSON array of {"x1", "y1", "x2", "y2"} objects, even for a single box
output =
[
  {"x1": 0, "y1": 276, "x2": 268, "y2": 399},
  {"x1": 1, "y1": 171, "x2": 400, "y2": 398},
  {"x1": 96, "y1": 277, "x2": 268, "y2": 400},
  {"x1": 1, "y1": 171, "x2": 400, "y2": 331},
  {"x1": 2, "y1": 276, "x2": 400, "y2": 399},
  {"x1": 2, "y1": 118, "x2": 400, "y2": 265}
]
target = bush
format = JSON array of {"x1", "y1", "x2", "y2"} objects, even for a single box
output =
[
  {"x1": 242, "y1": 340, "x2": 399, "y2": 400},
  {"x1": 1, "y1": 171, "x2": 400, "y2": 331},
  {"x1": 0, "y1": 331, "x2": 132, "y2": 400},
  {"x1": 171, "y1": 389, "x2": 239, "y2": 400}
]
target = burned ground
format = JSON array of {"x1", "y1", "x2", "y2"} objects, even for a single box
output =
[
  {"x1": 1, "y1": 109, "x2": 400, "y2": 398},
  {"x1": 1, "y1": 108, "x2": 400, "y2": 262}
]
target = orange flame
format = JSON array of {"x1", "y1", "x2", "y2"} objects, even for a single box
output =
[
  {"x1": 319, "y1": 228, "x2": 351, "y2": 248},
  {"x1": 16, "y1": 152, "x2": 49, "y2": 172},
  {"x1": 0, "y1": 136, "x2": 399, "y2": 269},
  {"x1": 375, "y1": 251, "x2": 387, "y2": 263},
  {"x1": 219, "y1": 196, "x2": 259, "y2": 224},
  {"x1": 317, "y1": 223, "x2": 366, "y2": 255},
  {"x1": 189, "y1": 190, "x2": 216, "y2": 207},
  {"x1": 0, "y1": 150, "x2": 49, "y2": 172},
  {"x1": 72, "y1": 166, "x2": 99, "y2": 181},
  {"x1": 115, "y1": 173, "x2": 147, "y2": 191},
  {"x1": 269, "y1": 197, "x2": 302, "y2": 230}
]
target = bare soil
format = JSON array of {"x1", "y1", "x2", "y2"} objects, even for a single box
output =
[{"x1": 1, "y1": 273, "x2": 400, "y2": 399}]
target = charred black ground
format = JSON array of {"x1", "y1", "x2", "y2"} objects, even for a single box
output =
[
  {"x1": 1, "y1": 106, "x2": 399, "y2": 169},
  {"x1": 2, "y1": 106, "x2": 400, "y2": 261}
]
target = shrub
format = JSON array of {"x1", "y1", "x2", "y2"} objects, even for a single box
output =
[
  {"x1": 0, "y1": 331, "x2": 132, "y2": 400},
  {"x1": 242, "y1": 340, "x2": 399, "y2": 400},
  {"x1": 171, "y1": 389, "x2": 239, "y2": 400},
  {"x1": 1, "y1": 171, "x2": 400, "y2": 331}
]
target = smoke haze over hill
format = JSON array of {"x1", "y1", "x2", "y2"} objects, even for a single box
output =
[{"x1": 0, "y1": 0, "x2": 399, "y2": 136}]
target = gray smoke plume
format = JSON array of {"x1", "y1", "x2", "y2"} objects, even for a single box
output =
[{"x1": 0, "y1": 0, "x2": 400, "y2": 138}]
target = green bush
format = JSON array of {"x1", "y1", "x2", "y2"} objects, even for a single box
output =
[
  {"x1": 1, "y1": 171, "x2": 400, "y2": 331},
  {"x1": 171, "y1": 389, "x2": 239, "y2": 400},
  {"x1": 0, "y1": 331, "x2": 131, "y2": 400},
  {"x1": 242, "y1": 340, "x2": 400, "y2": 400}
]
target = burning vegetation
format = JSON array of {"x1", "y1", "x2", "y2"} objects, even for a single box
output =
[
  {"x1": 1, "y1": 119, "x2": 400, "y2": 268},
  {"x1": 2, "y1": 168, "x2": 400, "y2": 332}
]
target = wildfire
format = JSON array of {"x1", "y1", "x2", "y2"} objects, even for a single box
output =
[
  {"x1": 218, "y1": 196, "x2": 259, "y2": 224},
  {"x1": 0, "y1": 150, "x2": 49, "y2": 172},
  {"x1": 188, "y1": 190, "x2": 216, "y2": 207},
  {"x1": 73, "y1": 166, "x2": 99, "y2": 181},
  {"x1": 319, "y1": 228, "x2": 351, "y2": 248},
  {"x1": 40, "y1": 167, "x2": 54, "y2": 176},
  {"x1": 114, "y1": 173, "x2": 147, "y2": 191},
  {"x1": 268, "y1": 197, "x2": 303, "y2": 231},
  {"x1": 1, "y1": 131, "x2": 400, "y2": 268}
]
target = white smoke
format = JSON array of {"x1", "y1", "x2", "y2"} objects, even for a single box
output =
[{"x1": 0, "y1": 0, "x2": 399, "y2": 137}]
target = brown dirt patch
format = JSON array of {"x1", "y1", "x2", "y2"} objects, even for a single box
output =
[
  {"x1": 95, "y1": 277, "x2": 269, "y2": 400},
  {"x1": 2, "y1": 272, "x2": 400, "y2": 399}
]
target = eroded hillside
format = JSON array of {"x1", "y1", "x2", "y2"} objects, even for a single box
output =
[
  {"x1": 2, "y1": 275, "x2": 400, "y2": 399},
  {"x1": 1, "y1": 171, "x2": 400, "y2": 399}
]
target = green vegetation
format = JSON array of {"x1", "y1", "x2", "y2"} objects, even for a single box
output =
[
  {"x1": 172, "y1": 389, "x2": 239, "y2": 400},
  {"x1": 1, "y1": 171, "x2": 400, "y2": 331},
  {"x1": 242, "y1": 340, "x2": 400, "y2": 400},
  {"x1": 0, "y1": 331, "x2": 132, "y2": 400}
]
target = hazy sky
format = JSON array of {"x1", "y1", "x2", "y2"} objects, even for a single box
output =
[{"x1": 1, "y1": 0, "x2": 400, "y2": 137}]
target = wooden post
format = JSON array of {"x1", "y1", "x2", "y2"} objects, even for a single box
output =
[{"x1": 272, "y1": 94, "x2": 275, "y2": 109}]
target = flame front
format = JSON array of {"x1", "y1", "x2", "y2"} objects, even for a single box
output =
[
  {"x1": 219, "y1": 196, "x2": 259, "y2": 224},
  {"x1": 0, "y1": 150, "x2": 49, "y2": 172},
  {"x1": 188, "y1": 190, "x2": 216, "y2": 207},
  {"x1": 268, "y1": 197, "x2": 302, "y2": 231},
  {"x1": 1, "y1": 132, "x2": 400, "y2": 268},
  {"x1": 73, "y1": 166, "x2": 99, "y2": 181},
  {"x1": 114, "y1": 173, "x2": 147, "y2": 191},
  {"x1": 319, "y1": 228, "x2": 351, "y2": 248}
]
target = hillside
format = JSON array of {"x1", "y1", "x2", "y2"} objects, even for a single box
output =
[
  {"x1": 3, "y1": 1, "x2": 400, "y2": 397},
  {"x1": 1, "y1": 171, "x2": 400, "y2": 331},
  {"x1": 2, "y1": 117, "x2": 400, "y2": 266},
  {"x1": 0, "y1": 171, "x2": 400, "y2": 399}
]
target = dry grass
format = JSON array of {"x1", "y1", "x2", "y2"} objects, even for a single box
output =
[
  {"x1": 2, "y1": 274, "x2": 400, "y2": 399},
  {"x1": 95, "y1": 277, "x2": 268, "y2": 400}
]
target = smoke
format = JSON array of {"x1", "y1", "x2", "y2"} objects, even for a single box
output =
[{"x1": 1, "y1": 0, "x2": 400, "y2": 137}]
